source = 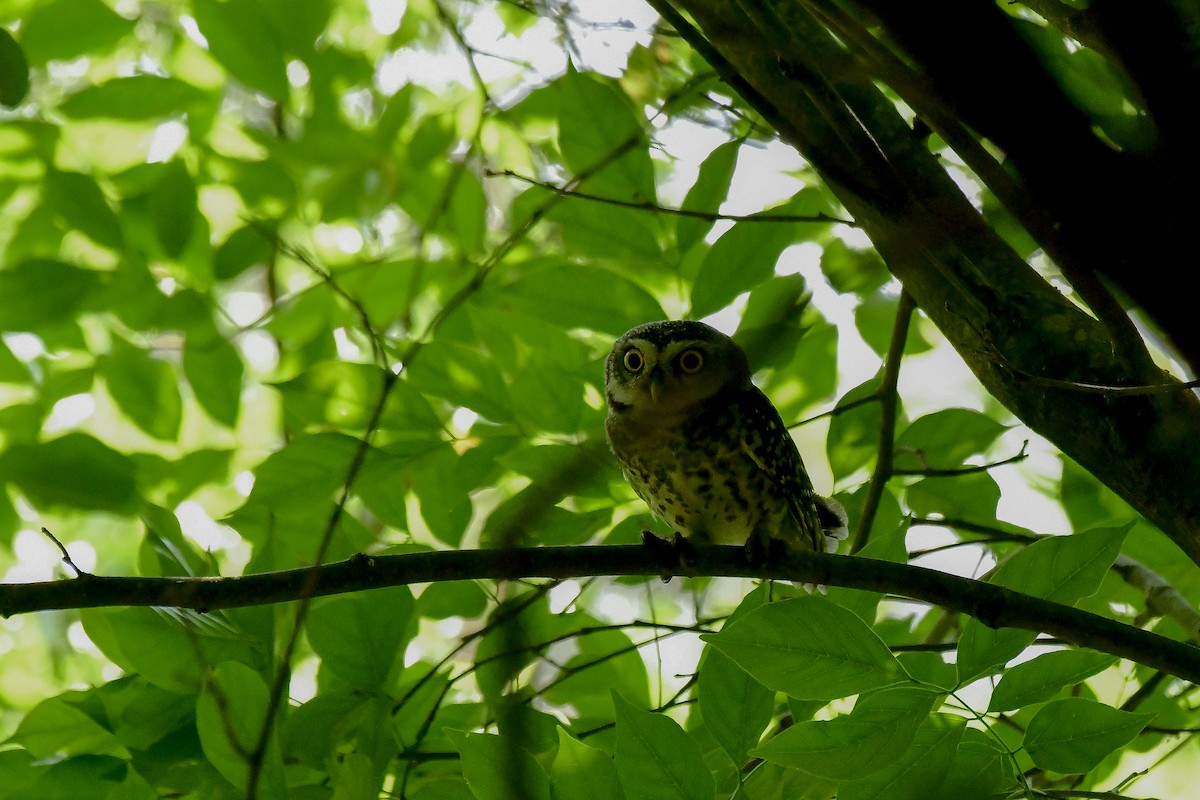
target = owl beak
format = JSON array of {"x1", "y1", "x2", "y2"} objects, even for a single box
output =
[{"x1": 648, "y1": 368, "x2": 665, "y2": 403}]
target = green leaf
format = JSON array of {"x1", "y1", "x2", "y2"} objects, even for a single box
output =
[
  {"x1": 958, "y1": 526, "x2": 1129, "y2": 683},
  {"x1": 306, "y1": 586, "x2": 414, "y2": 689},
  {"x1": 494, "y1": 262, "x2": 666, "y2": 337},
  {"x1": 826, "y1": 523, "x2": 909, "y2": 621},
  {"x1": 698, "y1": 586, "x2": 773, "y2": 766},
  {"x1": 99, "y1": 676, "x2": 196, "y2": 750},
  {"x1": 996, "y1": 525, "x2": 1130, "y2": 602},
  {"x1": 542, "y1": 629, "x2": 650, "y2": 721},
  {"x1": 544, "y1": 198, "x2": 664, "y2": 263},
  {"x1": 17, "y1": 0, "x2": 133, "y2": 64},
  {"x1": 276, "y1": 360, "x2": 383, "y2": 431},
  {"x1": 192, "y1": 0, "x2": 288, "y2": 100},
  {"x1": 690, "y1": 189, "x2": 830, "y2": 318},
  {"x1": 854, "y1": 290, "x2": 933, "y2": 356},
  {"x1": 183, "y1": 329, "x2": 243, "y2": 427},
  {"x1": 248, "y1": 432, "x2": 365, "y2": 511},
  {"x1": 689, "y1": 219, "x2": 790, "y2": 319},
  {"x1": 214, "y1": 223, "x2": 275, "y2": 281},
  {"x1": 988, "y1": 650, "x2": 1117, "y2": 712},
  {"x1": 893, "y1": 408, "x2": 1008, "y2": 471},
  {"x1": 553, "y1": 70, "x2": 654, "y2": 200},
  {"x1": 510, "y1": 355, "x2": 585, "y2": 433},
  {"x1": 751, "y1": 686, "x2": 939, "y2": 779},
  {"x1": 551, "y1": 728, "x2": 624, "y2": 800},
  {"x1": 454, "y1": 731, "x2": 553, "y2": 800},
  {"x1": 1, "y1": 27, "x2": 30, "y2": 107},
  {"x1": 149, "y1": 160, "x2": 196, "y2": 259},
  {"x1": 0, "y1": 259, "x2": 103, "y2": 331},
  {"x1": 80, "y1": 607, "x2": 265, "y2": 694},
  {"x1": 9, "y1": 694, "x2": 128, "y2": 759},
  {"x1": 937, "y1": 727, "x2": 1014, "y2": 799},
  {"x1": 838, "y1": 713, "x2": 965, "y2": 800},
  {"x1": 905, "y1": 471, "x2": 1001, "y2": 522},
  {"x1": 196, "y1": 661, "x2": 288, "y2": 800},
  {"x1": 1, "y1": 755, "x2": 130, "y2": 800},
  {"x1": 406, "y1": 340, "x2": 513, "y2": 423},
  {"x1": 1024, "y1": 698, "x2": 1153, "y2": 774},
  {"x1": 44, "y1": 169, "x2": 124, "y2": 250},
  {"x1": 103, "y1": 336, "x2": 183, "y2": 441},
  {"x1": 827, "y1": 377, "x2": 886, "y2": 481},
  {"x1": 0, "y1": 433, "x2": 139, "y2": 513},
  {"x1": 701, "y1": 596, "x2": 907, "y2": 701},
  {"x1": 675, "y1": 140, "x2": 739, "y2": 253},
  {"x1": 0, "y1": 750, "x2": 35, "y2": 796},
  {"x1": 732, "y1": 274, "x2": 812, "y2": 371},
  {"x1": 417, "y1": 581, "x2": 489, "y2": 620},
  {"x1": 59, "y1": 75, "x2": 207, "y2": 119},
  {"x1": 613, "y1": 692, "x2": 714, "y2": 800},
  {"x1": 447, "y1": 169, "x2": 486, "y2": 253}
]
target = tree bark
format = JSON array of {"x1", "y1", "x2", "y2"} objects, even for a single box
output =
[{"x1": 662, "y1": 0, "x2": 1200, "y2": 563}]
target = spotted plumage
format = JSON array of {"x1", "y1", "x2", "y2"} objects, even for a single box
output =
[{"x1": 604, "y1": 320, "x2": 847, "y2": 553}]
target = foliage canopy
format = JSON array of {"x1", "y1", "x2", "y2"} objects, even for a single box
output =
[{"x1": 1, "y1": 1, "x2": 1198, "y2": 799}]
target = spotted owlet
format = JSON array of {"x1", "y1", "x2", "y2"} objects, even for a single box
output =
[{"x1": 604, "y1": 320, "x2": 847, "y2": 556}]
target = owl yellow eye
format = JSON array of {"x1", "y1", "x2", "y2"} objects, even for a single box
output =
[
  {"x1": 678, "y1": 349, "x2": 704, "y2": 373},
  {"x1": 623, "y1": 349, "x2": 645, "y2": 372}
]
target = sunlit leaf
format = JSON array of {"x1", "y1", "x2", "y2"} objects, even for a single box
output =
[
  {"x1": 958, "y1": 526, "x2": 1129, "y2": 682},
  {"x1": 989, "y1": 650, "x2": 1117, "y2": 712},
  {"x1": 59, "y1": 75, "x2": 207, "y2": 120},
  {"x1": 698, "y1": 586, "x2": 772, "y2": 766},
  {"x1": 80, "y1": 607, "x2": 266, "y2": 694},
  {"x1": 306, "y1": 586, "x2": 414, "y2": 689},
  {"x1": 18, "y1": 0, "x2": 133, "y2": 64},
  {"x1": 0, "y1": 260, "x2": 103, "y2": 331},
  {"x1": 455, "y1": 731, "x2": 553, "y2": 800},
  {"x1": 752, "y1": 686, "x2": 940, "y2": 779},
  {"x1": 613, "y1": 692, "x2": 714, "y2": 800},
  {"x1": 103, "y1": 335, "x2": 182, "y2": 441},
  {"x1": 1024, "y1": 698, "x2": 1153, "y2": 774},
  {"x1": 195, "y1": 661, "x2": 288, "y2": 800},
  {"x1": 0, "y1": 433, "x2": 139, "y2": 513},
  {"x1": 552, "y1": 728, "x2": 623, "y2": 800},
  {"x1": 838, "y1": 714, "x2": 965, "y2": 800},
  {"x1": 192, "y1": 0, "x2": 288, "y2": 100},
  {"x1": 493, "y1": 262, "x2": 666, "y2": 336},
  {"x1": 149, "y1": 160, "x2": 196, "y2": 259},
  {"x1": 675, "y1": 140, "x2": 739, "y2": 254},
  {"x1": 701, "y1": 596, "x2": 908, "y2": 700},
  {"x1": 0, "y1": 28, "x2": 29, "y2": 107}
]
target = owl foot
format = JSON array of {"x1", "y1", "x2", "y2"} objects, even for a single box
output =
[
  {"x1": 640, "y1": 531, "x2": 698, "y2": 579},
  {"x1": 744, "y1": 533, "x2": 787, "y2": 568}
]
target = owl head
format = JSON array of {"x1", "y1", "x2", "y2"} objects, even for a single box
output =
[{"x1": 605, "y1": 320, "x2": 751, "y2": 415}]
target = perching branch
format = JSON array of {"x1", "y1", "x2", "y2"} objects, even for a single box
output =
[{"x1": 3, "y1": 545, "x2": 1198, "y2": 684}]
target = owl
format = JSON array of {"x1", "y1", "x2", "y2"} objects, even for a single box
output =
[{"x1": 604, "y1": 320, "x2": 847, "y2": 557}]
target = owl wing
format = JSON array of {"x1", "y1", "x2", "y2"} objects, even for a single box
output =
[{"x1": 736, "y1": 386, "x2": 825, "y2": 550}]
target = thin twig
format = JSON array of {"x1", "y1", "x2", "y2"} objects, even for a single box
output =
[
  {"x1": 787, "y1": 392, "x2": 879, "y2": 429},
  {"x1": 891, "y1": 441, "x2": 1029, "y2": 476},
  {"x1": 39, "y1": 527, "x2": 91, "y2": 578},
  {"x1": 487, "y1": 168, "x2": 855, "y2": 225}
]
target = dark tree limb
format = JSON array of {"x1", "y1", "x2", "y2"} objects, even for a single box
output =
[
  {"x1": 667, "y1": 0, "x2": 1200, "y2": 564},
  {"x1": 2, "y1": 545, "x2": 1198, "y2": 684}
]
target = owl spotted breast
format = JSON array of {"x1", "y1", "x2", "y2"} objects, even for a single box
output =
[{"x1": 604, "y1": 320, "x2": 847, "y2": 555}]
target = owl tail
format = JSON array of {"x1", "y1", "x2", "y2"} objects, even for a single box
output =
[{"x1": 816, "y1": 496, "x2": 849, "y2": 553}]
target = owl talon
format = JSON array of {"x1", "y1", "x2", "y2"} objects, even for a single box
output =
[
  {"x1": 745, "y1": 534, "x2": 787, "y2": 568},
  {"x1": 672, "y1": 532, "x2": 699, "y2": 571},
  {"x1": 641, "y1": 530, "x2": 679, "y2": 576}
]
